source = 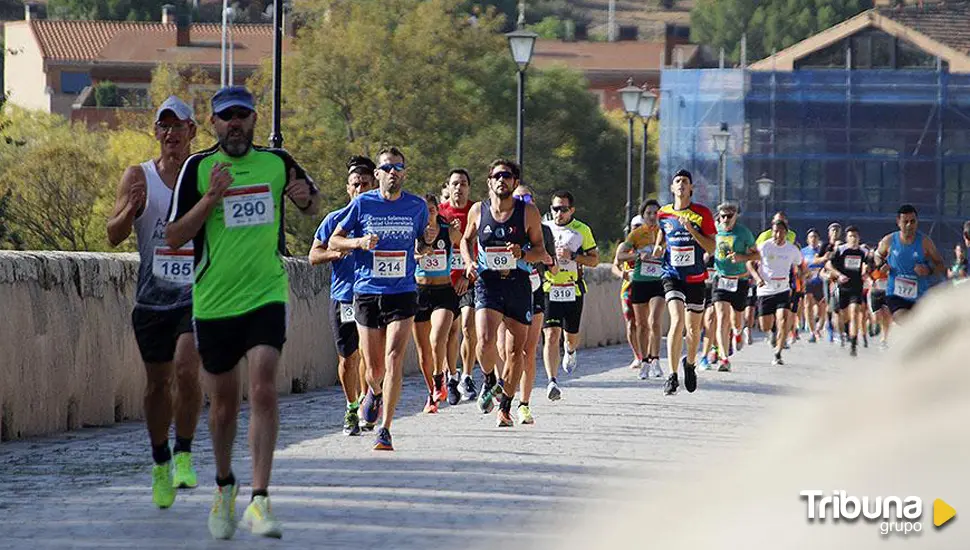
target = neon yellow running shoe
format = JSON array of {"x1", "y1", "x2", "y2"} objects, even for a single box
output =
[
  {"x1": 172, "y1": 452, "x2": 197, "y2": 489},
  {"x1": 151, "y1": 462, "x2": 176, "y2": 509},
  {"x1": 208, "y1": 484, "x2": 238, "y2": 540},
  {"x1": 242, "y1": 495, "x2": 283, "y2": 538}
]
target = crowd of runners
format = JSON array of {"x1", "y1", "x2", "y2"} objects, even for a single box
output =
[{"x1": 108, "y1": 88, "x2": 963, "y2": 540}]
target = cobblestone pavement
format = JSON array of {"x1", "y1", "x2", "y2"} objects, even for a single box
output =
[{"x1": 0, "y1": 332, "x2": 870, "y2": 549}]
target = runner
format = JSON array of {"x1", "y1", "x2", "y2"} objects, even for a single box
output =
[
  {"x1": 308, "y1": 155, "x2": 377, "y2": 435},
  {"x1": 709, "y1": 202, "x2": 757, "y2": 373},
  {"x1": 947, "y1": 244, "x2": 967, "y2": 281},
  {"x1": 439, "y1": 169, "x2": 479, "y2": 403},
  {"x1": 460, "y1": 160, "x2": 552, "y2": 426},
  {"x1": 106, "y1": 96, "x2": 202, "y2": 509},
  {"x1": 748, "y1": 218, "x2": 805, "y2": 366},
  {"x1": 756, "y1": 212, "x2": 798, "y2": 349},
  {"x1": 329, "y1": 146, "x2": 429, "y2": 451},
  {"x1": 873, "y1": 204, "x2": 945, "y2": 322},
  {"x1": 613, "y1": 215, "x2": 644, "y2": 370},
  {"x1": 412, "y1": 194, "x2": 461, "y2": 414},
  {"x1": 616, "y1": 200, "x2": 666, "y2": 379},
  {"x1": 166, "y1": 86, "x2": 319, "y2": 539},
  {"x1": 652, "y1": 170, "x2": 716, "y2": 395},
  {"x1": 541, "y1": 190, "x2": 599, "y2": 400},
  {"x1": 698, "y1": 254, "x2": 718, "y2": 370},
  {"x1": 800, "y1": 228, "x2": 827, "y2": 343},
  {"x1": 867, "y1": 253, "x2": 890, "y2": 348},
  {"x1": 825, "y1": 226, "x2": 868, "y2": 357},
  {"x1": 821, "y1": 222, "x2": 844, "y2": 343}
]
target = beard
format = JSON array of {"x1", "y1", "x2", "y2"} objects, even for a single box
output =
[
  {"x1": 381, "y1": 179, "x2": 402, "y2": 195},
  {"x1": 219, "y1": 127, "x2": 254, "y2": 157},
  {"x1": 493, "y1": 188, "x2": 512, "y2": 200}
]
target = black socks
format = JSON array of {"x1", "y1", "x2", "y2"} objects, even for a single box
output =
[
  {"x1": 152, "y1": 443, "x2": 171, "y2": 465},
  {"x1": 173, "y1": 436, "x2": 192, "y2": 455},
  {"x1": 216, "y1": 473, "x2": 236, "y2": 487}
]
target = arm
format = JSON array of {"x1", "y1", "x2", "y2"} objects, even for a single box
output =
[
  {"x1": 872, "y1": 236, "x2": 891, "y2": 270},
  {"x1": 824, "y1": 258, "x2": 846, "y2": 282},
  {"x1": 106, "y1": 166, "x2": 146, "y2": 247},
  {"x1": 732, "y1": 245, "x2": 760, "y2": 264},
  {"x1": 617, "y1": 241, "x2": 637, "y2": 263},
  {"x1": 279, "y1": 151, "x2": 320, "y2": 216},
  {"x1": 574, "y1": 226, "x2": 600, "y2": 267},
  {"x1": 308, "y1": 237, "x2": 347, "y2": 265},
  {"x1": 923, "y1": 238, "x2": 946, "y2": 276},
  {"x1": 461, "y1": 203, "x2": 481, "y2": 278},
  {"x1": 611, "y1": 246, "x2": 626, "y2": 278},
  {"x1": 166, "y1": 161, "x2": 230, "y2": 250},
  {"x1": 746, "y1": 259, "x2": 764, "y2": 286}
]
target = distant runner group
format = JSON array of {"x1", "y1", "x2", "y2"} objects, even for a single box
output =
[{"x1": 110, "y1": 88, "x2": 955, "y2": 540}]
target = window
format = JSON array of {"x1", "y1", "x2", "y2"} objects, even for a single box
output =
[
  {"x1": 60, "y1": 71, "x2": 91, "y2": 94},
  {"x1": 944, "y1": 163, "x2": 970, "y2": 216}
]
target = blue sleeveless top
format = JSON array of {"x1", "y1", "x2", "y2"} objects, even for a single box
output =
[{"x1": 887, "y1": 231, "x2": 927, "y2": 301}]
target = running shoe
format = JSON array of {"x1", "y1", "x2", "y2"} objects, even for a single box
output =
[
  {"x1": 432, "y1": 376, "x2": 446, "y2": 404},
  {"x1": 517, "y1": 404, "x2": 535, "y2": 425},
  {"x1": 562, "y1": 349, "x2": 578, "y2": 374},
  {"x1": 241, "y1": 495, "x2": 283, "y2": 539},
  {"x1": 423, "y1": 394, "x2": 439, "y2": 414},
  {"x1": 718, "y1": 359, "x2": 732, "y2": 372},
  {"x1": 850, "y1": 341, "x2": 858, "y2": 357},
  {"x1": 735, "y1": 330, "x2": 744, "y2": 351},
  {"x1": 745, "y1": 326, "x2": 753, "y2": 345},
  {"x1": 459, "y1": 375, "x2": 478, "y2": 401},
  {"x1": 650, "y1": 358, "x2": 664, "y2": 378},
  {"x1": 373, "y1": 427, "x2": 394, "y2": 451},
  {"x1": 663, "y1": 371, "x2": 679, "y2": 395},
  {"x1": 478, "y1": 383, "x2": 497, "y2": 413},
  {"x1": 172, "y1": 452, "x2": 197, "y2": 489},
  {"x1": 683, "y1": 360, "x2": 698, "y2": 393},
  {"x1": 637, "y1": 360, "x2": 650, "y2": 380},
  {"x1": 497, "y1": 408, "x2": 514, "y2": 427},
  {"x1": 208, "y1": 484, "x2": 238, "y2": 540},
  {"x1": 359, "y1": 389, "x2": 381, "y2": 431},
  {"x1": 808, "y1": 333, "x2": 817, "y2": 343},
  {"x1": 772, "y1": 352, "x2": 784, "y2": 366},
  {"x1": 628, "y1": 358, "x2": 641, "y2": 370},
  {"x1": 152, "y1": 461, "x2": 176, "y2": 509},
  {"x1": 698, "y1": 355, "x2": 712, "y2": 371},
  {"x1": 546, "y1": 380, "x2": 562, "y2": 401},
  {"x1": 343, "y1": 405, "x2": 361, "y2": 436},
  {"x1": 446, "y1": 377, "x2": 461, "y2": 406}
]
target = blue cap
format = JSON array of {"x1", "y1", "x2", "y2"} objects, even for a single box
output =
[{"x1": 211, "y1": 86, "x2": 255, "y2": 115}]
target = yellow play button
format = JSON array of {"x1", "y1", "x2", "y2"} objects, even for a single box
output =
[{"x1": 934, "y1": 499, "x2": 956, "y2": 527}]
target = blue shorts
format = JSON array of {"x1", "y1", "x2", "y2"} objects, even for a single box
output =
[{"x1": 474, "y1": 270, "x2": 533, "y2": 326}]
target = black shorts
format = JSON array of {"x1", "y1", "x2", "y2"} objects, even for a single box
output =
[
  {"x1": 711, "y1": 276, "x2": 750, "y2": 313},
  {"x1": 543, "y1": 292, "x2": 584, "y2": 334},
  {"x1": 474, "y1": 271, "x2": 533, "y2": 326},
  {"x1": 355, "y1": 292, "x2": 418, "y2": 329},
  {"x1": 630, "y1": 279, "x2": 664, "y2": 304},
  {"x1": 789, "y1": 291, "x2": 803, "y2": 312},
  {"x1": 838, "y1": 287, "x2": 864, "y2": 311},
  {"x1": 458, "y1": 285, "x2": 476, "y2": 310},
  {"x1": 703, "y1": 285, "x2": 715, "y2": 309},
  {"x1": 868, "y1": 288, "x2": 887, "y2": 313},
  {"x1": 806, "y1": 279, "x2": 824, "y2": 301},
  {"x1": 662, "y1": 278, "x2": 706, "y2": 313},
  {"x1": 746, "y1": 285, "x2": 758, "y2": 308},
  {"x1": 131, "y1": 306, "x2": 193, "y2": 364},
  {"x1": 194, "y1": 302, "x2": 287, "y2": 375},
  {"x1": 885, "y1": 294, "x2": 915, "y2": 314},
  {"x1": 533, "y1": 288, "x2": 545, "y2": 315},
  {"x1": 757, "y1": 291, "x2": 791, "y2": 317},
  {"x1": 329, "y1": 300, "x2": 359, "y2": 358},
  {"x1": 415, "y1": 284, "x2": 459, "y2": 323}
]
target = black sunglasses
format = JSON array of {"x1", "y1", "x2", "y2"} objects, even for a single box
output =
[
  {"x1": 719, "y1": 213, "x2": 735, "y2": 219},
  {"x1": 379, "y1": 162, "x2": 406, "y2": 173},
  {"x1": 216, "y1": 107, "x2": 253, "y2": 121},
  {"x1": 551, "y1": 206, "x2": 570, "y2": 213},
  {"x1": 490, "y1": 171, "x2": 514, "y2": 180}
]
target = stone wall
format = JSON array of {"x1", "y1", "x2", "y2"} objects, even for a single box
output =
[{"x1": 0, "y1": 252, "x2": 625, "y2": 441}]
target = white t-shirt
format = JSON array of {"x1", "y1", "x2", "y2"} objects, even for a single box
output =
[{"x1": 756, "y1": 240, "x2": 803, "y2": 297}]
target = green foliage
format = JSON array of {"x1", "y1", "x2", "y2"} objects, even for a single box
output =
[
  {"x1": 94, "y1": 81, "x2": 120, "y2": 107},
  {"x1": 691, "y1": 0, "x2": 872, "y2": 63},
  {"x1": 528, "y1": 16, "x2": 566, "y2": 39}
]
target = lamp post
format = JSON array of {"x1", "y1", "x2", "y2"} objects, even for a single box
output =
[
  {"x1": 269, "y1": 0, "x2": 285, "y2": 148},
  {"x1": 756, "y1": 174, "x2": 774, "y2": 230},
  {"x1": 506, "y1": 29, "x2": 538, "y2": 178},
  {"x1": 712, "y1": 121, "x2": 730, "y2": 206},
  {"x1": 619, "y1": 78, "x2": 643, "y2": 229},
  {"x1": 637, "y1": 87, "x2": 658, "y2": 206}
]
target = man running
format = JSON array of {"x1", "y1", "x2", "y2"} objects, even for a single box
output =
[
  {"x1": 439, "y1": 168, "x2": 479, "y2": 403},
  {"x1": 107, "y1": 96, "x2": 202, "y2": 509},
  {"x1": 748, "y1": 219, "x2": 805, "y2": 366},
  {"x1": 461, "y1": 160, "x2": 551, "y2": 426},
  {"x1": 801, "y1": 228, "x2": 827, "y2": 343},
  {"x1": 710, "y1": 202, "x2": 757, "y2": 373},
  {"x1": 825, "y1": 226, "x2": 868, "y2": 357},
  {"x1": 308, "y1": 155, "x2": 377, "y2": 435},
  {"x1": 652, "y1": 169, "x2": 716, "y2": 395},
  {"x1": 873, "y1": 204, "x2": 945, "y2": 322},
  {"x1": 329, "y1": 146, "x2": 429, "y2": 451},
  {"x1": 821, "y1": 222, "x2": 844, "y2": 343},
  {"x1": 541, "y1": 190, "x2": 598, "y2": 400},
  {"x1": 166, "y1": 86, "x2": 319, "y2": 539}
]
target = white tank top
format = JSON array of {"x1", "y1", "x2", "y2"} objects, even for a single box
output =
[{"x1": 132, "y1": 160, "x2": 193, "y2": 310}]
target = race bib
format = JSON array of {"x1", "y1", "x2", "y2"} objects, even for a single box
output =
[
  {"x1": 152, "y1": 246, "x2": 194, "y2": 285},
  {"x1": 894, "y1": 276, "x2": 918, "y2": 299},
  {"x1": 670, "y1": 245, "x2": 695, "y2": 267},
  {"x1": 450, "y1": 246, "x2": 465, "y2": 271},
  {"x1": 549, "y1": 283, "x2": 576, "y2": 303},
  {"x1": 373, "y1": 250, "x2": 406, "y2": 279},
  {"x1": 419, "y1": 249, "x2": 447, "y2": 272},
  {"x1": 529, "y1": 269, "x2": 542, "y2": 292},
  {"x1": 557, "y1": 256, "x2": 578, "y2": 274},
  {"x1": 339, "y1": 302, "x2": 355, "y2": 324},
  {"x1": 845, "y1": 256, "x2": 862, "y2": 271},
  {"x1": 765, "y1": 277, "x2": 789, "y2": 293},
  {"x1": 223, "y1": 184, "x2": 273, "y2": 228},
  {"x1": 717, "y1": 276, "x2": 739, "y2": 292},
  {"x1": 639, "y1": 258, "x2": 664, "y2": 278},
  {"x1": 484, "y1": 247, "x2": 515, "y2": 271}
]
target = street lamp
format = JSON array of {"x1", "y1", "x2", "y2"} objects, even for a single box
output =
[
  {"x1": 712, "y1": 121, "x2": 730, "y2": 206},
  {"x1": 619, "y1": 78, "x2": 642, "y2": 229},
  {"x1": 637, "y1": 87, "x2": 658, "y2": 207},
  {"x1": 506, "y1": 28, "x2": 538, "y2": 178},
  {"x1": 756, "y1": 173, "x2": 774, "y2": 230}
]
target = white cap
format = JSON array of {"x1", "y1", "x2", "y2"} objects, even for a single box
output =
[
  {"x1": 630, "y1": 215, "x2": 645, "y2": 230},
  {"x1": 155, "y1": 95, "x2": 194, "y2": 123}
]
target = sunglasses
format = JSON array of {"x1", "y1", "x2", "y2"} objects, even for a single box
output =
[
  {"x1": 517, "y1": 193, "x2": 533, "y2": 203},
  {"x1": 490, "y1": 171, "x2": 514, "y2": 180},
  {"x1": 551, "y1": 206, "x2": 570, "y2": 213},
  {"x1": 155, "y1": 121, "x2": 190, "y2": 133},
  {"x1": 215, "y1": 107, "x2": 253, "y2": 121},
  {"x1": 719, "y1": 213, "x2": 735, "y2": 219},
  {"x1": 379, "y1": 162, "x2": 406, "y2": 173}
]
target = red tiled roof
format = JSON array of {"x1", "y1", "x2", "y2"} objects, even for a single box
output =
[
  {"x1": 877, "y1": 1, "x2": 970, "y2": 54},
  {"x1": 17, "y1": 20, "x2": 280, "y2": 66},
  {"x1": 531, "y1": 39, "x2": 666, "y2": 72}
]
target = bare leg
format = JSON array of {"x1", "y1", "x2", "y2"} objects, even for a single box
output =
[
  {"x1": 381, "y1": 318, "x2": 413, "y2": 430},
  {"x1": 714, "y1": 301, "x2": 732, "y2": 361},
  {"x1": 247, "y1": 345, "x2": 280, "y2": 492},
  {"x1": 519, "y1": 312, "x2": 543, "y2": 403},
  {"x1": 666, "y1": 299, "x2": 686, "y2": 373},
  {"x1": 411, "y1": 321, "x2": 435, "y2": 393},
  {"x1": 144, "y1": 361, "x2": 174, "y2": 455},
  {"x1": 542, "y1": 326, "x2": 563, "y2": 380},
  {"x1": 205, "y1": 366, "x2": 241, "y2": 480},
  {"x1": 430, "y1": 309, "x2": 455, "y2": 378},
  {"x1": 647, "y1": 297, "x2": 664, "y2": 359},
  {"x1": 685, "y1": 310, "x2": 704, "y2": 365},
  {"x1": 461, "y1": 306, "x2": 477, "y2": 377}
]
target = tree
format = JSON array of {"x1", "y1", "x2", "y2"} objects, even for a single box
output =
[{"x1": 691, "y1": 0, "x2": 871, "y2": 63}]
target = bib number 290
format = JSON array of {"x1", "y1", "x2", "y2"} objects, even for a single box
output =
[{"x1": 223, "y1": 184, "x2": 273, "y2": 228}]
